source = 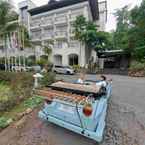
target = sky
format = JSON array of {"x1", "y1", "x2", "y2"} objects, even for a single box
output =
[{"x1": 13, "y1": 0, "x2": 142, "y2": 31}]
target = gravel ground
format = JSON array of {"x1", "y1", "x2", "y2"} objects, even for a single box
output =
[{"x1": 0, "y1": 74, "x2": 144, "y2": 145}]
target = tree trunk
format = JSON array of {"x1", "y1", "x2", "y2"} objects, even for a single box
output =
[{"x1": 4, "y1": 35, "x2": 7, "y2": 71}]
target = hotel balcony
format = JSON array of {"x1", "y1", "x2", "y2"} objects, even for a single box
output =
[
  {"x1": 42, "y1": 32, "x2": 54, "y2": 40},
  {"x1": 31, "y1": 34, "x2": 42, "y2": 42},
  {"x1": 30, "y1": 20, "x2": 41, "y2": 29},
  {"x1": 41, "y1": 18, "x2": 53, "y2": 27},
  {"x1": 54, "y1": 16, "x2": 67, "y2": 25},
  {"x1": 55, "y1": 31, "x2": 67, "y2": 39}
]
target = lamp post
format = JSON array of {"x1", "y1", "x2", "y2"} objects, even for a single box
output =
[{"x1": 33, "y1": 73, "x2": 43, "y2": 88}]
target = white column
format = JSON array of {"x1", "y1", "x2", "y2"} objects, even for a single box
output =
[
  {"x1": 79, "y1": 42, "x2": 86, "y2": 67},
  {"x1": 62, "y1": 54, "x2": 68, "y2": 66},
  {"x1": 84, "y1": 6, "x2": 89, "y2": 21},
  {"x1": 67, "y1": 10, "x2": 71, "y2": 42},
  {"x1": 99, "y1": 58, "x2": 104, "y2": 69}
]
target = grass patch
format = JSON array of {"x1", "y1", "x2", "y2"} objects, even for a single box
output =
[
  {"x1": 24, "y1": 96, "x2": 43, "y2": 109},
  {"x1": 0, "y1": 96, "x2": 43, "y2": 129},
  {"x1": 0, "y1": 83, "x2": 12, "y2": 102}
]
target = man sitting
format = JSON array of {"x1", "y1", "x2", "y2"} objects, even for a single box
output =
[
  {"x1": 77, "y1": 73, "x2": 85, "y2": 84},
  {"x1": 96, "y1": 75, "x2": 107, "y2": 87}
]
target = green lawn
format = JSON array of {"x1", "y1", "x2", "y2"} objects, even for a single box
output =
[{"x1": 0, "y1": 83, "x2": 12, "y2": 102}]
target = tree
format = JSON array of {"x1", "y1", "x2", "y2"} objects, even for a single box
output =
[
  {"x1": 35, "y1": 40, "x2": 53, "y2": 67},
  {"x1": 0, "y1": 0, "x2": 18, "y2": 70},
  {"x1": 129, "y1": 0, "x2": 145, "y2": 61},
  {"x1": 73, "y1": 15, "x2": 111, "y2": 55},
  {"x1": 0, "y1": 0, "x2": 32, "y2": 70},
  {"x1": 113, "y1": 3, "x2": 145, "y2": 62},
  {"x1": 113, "y1": 6, "x2": 130, "y2": 51}
]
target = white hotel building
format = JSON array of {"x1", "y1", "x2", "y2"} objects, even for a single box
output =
[{"x1": 1, "y1": 0, "x2": 107, "y2": 67}]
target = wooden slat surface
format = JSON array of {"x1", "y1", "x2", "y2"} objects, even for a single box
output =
[
  {"x1": 36, "y1": 89, "x2": 86, "y2": 103},
  {"x1": 51, "y1": 81, "x2": 101, "y2": 93}
]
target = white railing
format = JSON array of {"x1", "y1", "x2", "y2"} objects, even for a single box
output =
[
  {"x1": 41, "y1": 17, "x2": 53, "y2": 26},
  {"x1": 42, "y1": 33, "x2": 53, "y2": 40},
  {"x1": 55, "y1": 31, "x2": 67, "y2": 38},
  {"x1": 30, "y1": 20, "x2": 41, "y2": 27},
  {"x1": 69, "y1": 41, "x2": 79, "y2": 48},
  {"x1": 31, "y1": 33, "x2": 41, "y2": 41},
  {"x1": 55, "y1": 16, "x2": 67, "y2": 24}
]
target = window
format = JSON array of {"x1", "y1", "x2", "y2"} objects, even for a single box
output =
[
  {"x1": 68, "y1": 54, "x2": 79, "y2": 66},
  {"x1": 69, "y1": 40, "x2": 79, "y2": 48},
  {"x1": 54, "y1": 41, "x2": 63, "y2": 49}
]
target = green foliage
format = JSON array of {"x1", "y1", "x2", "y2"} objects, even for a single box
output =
[
  {"x1": 0, "y1": 71, "x2": 15, "y2": 83},
  {"x1": 0, "y1": 83, "x2": 12, "y2": 102},
  {"x1": 10, "y1": 72, "x2": 34, "y2": 99},
  {"x1": 43, "y1": 41, "x2": 53, "y2": 56},
  {"x1": 73, "y1": 15, "x2": 87, "y2": 41},
  {"x1": 113, "y1": 6, "x2": 130, "y2": 51},
  {"x1": 113, "y1": 3, "x2": 145, "y2": 61},
  {"x1": 40, "y1": 72, "x2": 55, "y2": 87},
  {"x1": 0, "y1": 72, "x2": 34, "y2": 111},
  {"x1": 129, "y1": 61, "x2": 145, "y2": 71},
  {"x1": 27, "y1": 55, "x2": 36, "y2": 66},
  {"x1": 19, "y1": 26, "x2": 33, "y2": 49},
  {"x1": 73, "y1": 15, "x2": 111, "y2": 53},
  {"x1": 36, "y1": 59, "x2": 47, "y2": 67},
  {"x1": 24, "y1": 96, "x2": 43, "y2": 109},
  {"x1": 0, "y1": 0, "x2": 18, "y2": 35},
  {"x1": 72, "y1": 65, "x2": 81, "y2": 72},
  {"x1": 0, "y1": 117, "x2": 12, "y2": 129},
  {"x1": 0, "y1": 0, "x2": 33, "y2": 64}
]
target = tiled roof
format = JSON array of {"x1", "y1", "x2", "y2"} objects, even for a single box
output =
[{"x1": 28, "y1": 0, "x2": 99, "y2": 20}]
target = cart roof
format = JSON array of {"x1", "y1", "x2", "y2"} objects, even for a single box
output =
[{"x1": 50, "y1": 81, "x2": 102, "y2": 94}]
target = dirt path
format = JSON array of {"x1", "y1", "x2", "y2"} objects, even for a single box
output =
[{"x1": 0, "y1": 100, "x2": 145, "y2": 145}]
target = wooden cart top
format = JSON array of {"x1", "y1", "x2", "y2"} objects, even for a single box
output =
[{"x1": 50, "y1": 81, "x2": 102, "y2": 94}]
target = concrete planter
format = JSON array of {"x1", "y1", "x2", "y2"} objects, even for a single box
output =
[{"x1": 128, "y1": 70, "x2": 145, "y2": 77}]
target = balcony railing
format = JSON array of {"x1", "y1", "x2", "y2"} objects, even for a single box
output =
[
  {"x1": 69, "y1": 41, "x2": 79, "y2": 48},
  {"x1": 31, "y1": 34, "x2": 41, "y2": 41},
  {"x1": 42, "y1": 32, "x2": 53, "y2": 40},
  {"x1": 55, "y1": 16, "x2": 67, "y2": 24},
  {"x1": 55, "y1": 31, "x2": 67, "y2": 38},
  {"x1": 30, "y1": 19, "x2": 41, "y2": 28},
  {"x1": 41, "y1": 18, "x2": 53, "y2": 27}
]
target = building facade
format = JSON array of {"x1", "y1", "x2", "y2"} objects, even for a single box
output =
[
  {"x1": 0, "y1": 0, "x2": 107, "y2": 68},
  {"x1": 28, "y1": 0, "x2": 107, "y2": 67}
]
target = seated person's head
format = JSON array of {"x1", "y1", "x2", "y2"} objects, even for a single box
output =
[
  {"x1": 80, "y1": 73, "x2": 85, "y2": 80},
  {"x1": 100, "y1": 75, "x2": 106, "y2": 81}
]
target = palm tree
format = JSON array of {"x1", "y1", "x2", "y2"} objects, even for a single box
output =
[
  {"x1": 0, "y1": 0, "x2": 18, "y2": 71},
  {"x1": 0, "y1": 0, "x2": 32, "y2": 71}
]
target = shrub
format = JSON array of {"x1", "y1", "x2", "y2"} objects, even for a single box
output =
[
  {"x1": 0, "y1": 117, "x2": 12, "y2": 129},
  {"x1": 10, "y1": 72, "x2": 34, "y2": 100},
  {"x1": 72, "y1": 65, "x2": 81, "y2": 72},
  {"x1": 0, "y1": 71, "x2": 15, "y2": 83},
  {"x1": 0, "y1": 71, "x2": 34, "y2": 111},
  {"x1": 36, "y1": 59, "x2": 48, "y2": 68},
  {"x1": 24, "y1": 96, "x2": 43, "y2": 109},
  {"x1": 129, "y1": 61, "x2": 145, "y2": 71},
  {"x1": 40, "y1": 72, "x2": 55, "y2": 87}
]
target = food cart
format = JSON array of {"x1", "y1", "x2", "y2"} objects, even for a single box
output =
[{"x1": 37, "y1": 80, "x2": 112, "y2": 142}]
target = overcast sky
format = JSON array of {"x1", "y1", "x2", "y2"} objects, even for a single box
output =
[{"x1": 13, "y1": 0, "x2": 142, "y2": 31}]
